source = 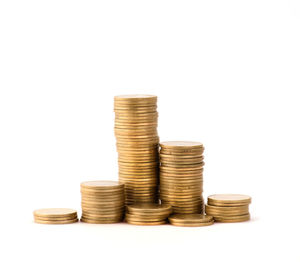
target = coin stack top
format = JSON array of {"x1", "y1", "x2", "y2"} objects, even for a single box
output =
[
  {"x1": 33, "y1": 208, "x2": 78, "y2": 224},
  {"x1": 114, "y1": 95, "x2": 159, "y2": 205},
  {"x1": 80, "y1": 180, "x2": 125, "y2": 224},
  {"x1": 206, "y1": 194, "x2": 251, "y2": 222},
  {"x1": 168, "y1": 214, "x2": 214, "y2": 227},
  {"x1": 159, "y1": 141, "x2": 205, "y2": 214},
  {"x1": 125, "y1": 203, "x2": 172, "y2": 225}
]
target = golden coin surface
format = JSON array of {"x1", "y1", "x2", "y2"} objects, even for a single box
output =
[
  {"x1": 205, "y1": 204, "x2": 249, "y2": 212},
  {"x1": 126, "y1": 219, "x2": 166, "y2": 225},
  {"x1": 33, "y1": 208, "x2": 77, "y2": 218},
  {"x1": 207, "y1": 194, "x2": 252, "y2": 206},
  {"x1": 125, "y1": 213, "x2": 168, "y2": 222},
  {"x1": 168, "y1": 213, "x2": 212, "y2": 222},
  {"x1": 34, "y1": 218, "x2": 78, "y2": 224},
  {"x1": 169, "y1": 219, "x2": 214, "y2": 227},
  {"x1": 81, "y1": 217, "x2": 123, "y2": 224},
  {"x1": 114, "y1": 94, "x2": 157, "y2": 100},
  {"x1": 160, "y1": 141, "x2": 203, "y2": 149},
  {"x1": 127, "y1": 203, "x2": 172, "y2": 213},
  {"x1": 81, "y1": 180, "x2": 124, "y2": 190},
  {"x1": 213, "y1": 213, "x2": 250, "y2": 222}
]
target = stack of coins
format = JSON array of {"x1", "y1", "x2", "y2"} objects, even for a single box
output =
[
  {"x1": 125, "y1": 203, "x2": 172, "y2": 225},
  {"x1": 168, "y1": 214, "x2": 214, "y2": 227},
  {"x1": 114, "y1": 95, "x2": 159, "y2": 205},
  {"x1": 159, "y1": 141, "x2": 205, "y2": 214},
  {"x1": 33, "y1": 208, "x2": 78, "y2": 224},
  {"x1": 80, "y1": 181, "x2": 125, "y2": 224},
  {"x1": 205, "y1": 194, "x2": 251, "y2": 222}
]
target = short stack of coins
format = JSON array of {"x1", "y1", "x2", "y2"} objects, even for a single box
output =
[
  {"x1": 114, "y1": 95, "x2": 159, "y2": 205},
  {"x1": 33, "y1": 208, "x2": 78, "y2": 224},
  {"x1": 159, "y1": 141, "x2": 205, "y2": 214},
  {"x1": 80, "y1": 181, "x2": 125, "y2": 224},
  {"x1": 125, "y1": 203, "x2": 172, "y2": 225},
  {"x1": 205, "y1": 194, "x2": 251, "y2": 222}
]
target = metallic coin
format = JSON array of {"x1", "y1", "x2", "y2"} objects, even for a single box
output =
[
  {"x1": 127, "y1": 203, "x2": 172, "y2": 213},
  {"x1": 213, "y1": 213, "x2": 251, "y2": 222},
  {"x1": 160, "y1": 141, "x2": 203, "y2": 149},
  {"x1": 160, "y1": 149, "x2": 204, "y2": 155},
  {"x1": 205, "y1": 204, "x2": 249, "y2": 213},
  {"x1": 114, "y1": 94, "x2": 157, "y2": 101},
  {"x1": 81, "y1": 217, "x2": 123, "y2": 224},
  {"x1": 33, "y1": 208, "x2": 77, "y2": 219},
  {"x1": 81, "y1": 180, "x2": 124, "y2": 190},
  {"x1": 34, "y1": 218, "x2": 78, "y2": 224},
  {"x1": 125, "y1": 219, "x2": 167, "y2": 225},
  {"x1": 207, "y1": 194, "x2": 252, "y2": 206},
  {"x1": 34, "y1": 215, "x2": 77, "y2": 221}
]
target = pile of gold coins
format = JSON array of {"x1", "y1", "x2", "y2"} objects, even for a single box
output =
[
  {"x1": 114, "y1": 95, "x2": 159, "y2": 205},
  {"x1": 168, "y1": 214, "x2": 214, "y2": 227},
  {"x1": 33, "y1": 208, "x2": 78, "y2": 224},
  {"x1": 159, "y1": 141, "x2": 205, "y2": 214},
  {"x1": 33, "y1": 95, "x2": 253, "y2": 227},
  {"x1": 80, "y1": 181, "x2": 125, "y2": 224},
  {"x1": 125, "y1": 203, "x2": 172, "y2": 225},
  {"x1": 205, "y1": 194, "x2": 251, "y2": 222}
]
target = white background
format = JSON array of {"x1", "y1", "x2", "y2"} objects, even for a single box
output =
[{"x1": 0, "y1": 0, "x2": 299, "y2": 261}]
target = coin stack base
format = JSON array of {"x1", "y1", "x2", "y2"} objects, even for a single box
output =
[
  {"x1": 125, "y1": 203, "x2": 172, "y2": 225},
  {"x1": 80, "y1": 181, "x2": 125, "y2": 224},
  {"x1": 114, "y1": 95, "x2": 159, "y2": 205},
  {"x1": 206, "y1": 194, "x2": 251, "y2": 223},
  {"x1": 168, "y1": 214, "x2": 214, "y2": 227},
  {"x1": 33, "y1": 208, "x2": 78, "y2": 224},
  {"x1": 159, "y1": 141, "x2": 205, "y2": 214}
]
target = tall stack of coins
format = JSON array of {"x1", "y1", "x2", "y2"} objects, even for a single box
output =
[
  {"x1": 159, "y1": 141, "x2": 205, "y2": 214},
  {"x1": 80, "y1": 181, "x2": 125, "y2": 224},
  {"x1": 125, "y1": 203, "x2": 172, "y2": 225},
  {"x1": 205, "y1": 194, "x2": 251, "y2": 222},
  {"x1": 33, "y1": 208, "x2": 78, "y2": 224},
  {"x1": 114, "y1": 95, "x2": 159, "y2": 205}
]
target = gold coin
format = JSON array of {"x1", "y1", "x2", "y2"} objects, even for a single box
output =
[
  {"x1": 81, "y1": 217, "x2": 123, "y2": 224},
  {"x1": 114, "y1": 94, "x2": 157, "y2": 101},
  {"x1": 33, "y1": 208, "x2": 77, "y2": 219},
  {"x1": 126, "y1": 219, "x2": 166, "y2": 226},
  {"x1": 160, "y1": 141, "x2": 203, "y2": 149},
  {"x1": 168, "y1": 214, "x2": 213, "y2": 226},
  {"x1": 81, "y1": 181, "x2": 124, "y2": 190},
  {"x1": 34, "y1": 218, "x2": 78, "y2": 224},
  {"x1": 213, "y1": 213, "x2": 250, "y2": 222},
  {"x1": 160, "y1": 149, "x2": 204, "y2": 155},
  {"x1": 34, "y1": 215, "x2": 77, "y2": 221},
  {"x1": 207, "y1": 194, "x2": 252, "y2": 206},
  {"x1": 127, "y1": 203, "x2": 172, "y2": 213},
  {"x1": 205, "y1": 204, "x2": 249, "y2": 213},
  {"x1": 125, "y1": 214, "x2": 167, "y2": 223},
  {"x1": 160, "y1": 153, "x2": 204, "y2": 159}
]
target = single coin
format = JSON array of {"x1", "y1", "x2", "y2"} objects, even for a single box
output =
[
  {"x1": 81, "y1": 181, "x2": 124, "y2": 190},
  {"x1": 114, "y1": 94, "x2": 157, "y2": 101},
  {"x1": 205, "y1": 204, "x2": 249, "y2": 213},
  {"x1": 126, "y1": 219, "x2": 167, "y2": 226},
  {"x1": 125, "y1": 213, "x2": 168, "y2": 222},
  {"x1": 81, "y1": 217, "x2": 123, "y2": 224},
  {"x1": 170, "y1": 220, "x2": 214, "y2": 227},
  {"x1": 213, "y1": 213, "x2": 250, "y2": 222},
  {"x1": 34, "y1": 218, "x2": 78, "y2": 224},
  {"x1": 33, "y1": 208, "x2": 77, "y2": 218},
  {"x1": 207, "y1": 194, "x2": 252, "y2": 206},
  {"x1": 127, "y1": 203, "x2": 172, "y2": 213},
  {"x1": 160, "y1": 141, "x2": 203, "y2": 149}
]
